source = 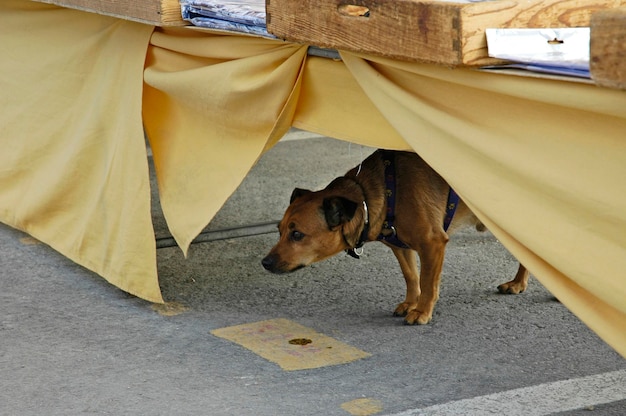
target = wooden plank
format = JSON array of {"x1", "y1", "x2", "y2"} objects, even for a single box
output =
[
  {"x1": 459, "y1": 0, "x2": 625, "y2": 66},
  {"x1": 590, "y1": 7, "x2": 626, "y2": 90},
  {"x1": 35, "y1": 0, "x2": 185, "y2": 26},
  {"x1": 267, "y1": 0, "x2": 464, "y2": 64},
  {"x1": 266, "y1": 0, "x2": 626, "y2": 66}
]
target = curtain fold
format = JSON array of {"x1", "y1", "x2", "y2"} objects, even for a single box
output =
[{"x1": 143, "y1": 28, "x2": 308, "y2": 254}]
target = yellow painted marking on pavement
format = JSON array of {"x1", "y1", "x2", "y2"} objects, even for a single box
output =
[
  {"x1": 19, "y1": 236, "x2": 41, "y2": 245},
  {"x1": 151, "y1": 302, "x2": 189, "y2": 316},
  {"x1": 211, "y1": 318, "x2": 371, "y2": 371},
  {"x1": 341, "y1": 398, "x2": 384, "y2": 415}
]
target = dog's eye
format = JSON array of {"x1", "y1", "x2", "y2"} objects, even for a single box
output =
[{"x1": 290, "y1": 230, "x2": 305, "y2": 242}]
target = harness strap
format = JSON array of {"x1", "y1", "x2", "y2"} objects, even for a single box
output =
[
  {"x1": 443, "y1": 188, "x2": 459, "y2": 232},
  {"x1": 378, "y1": 150, "x2": 410, "y2": 249},
  {"x1": 347, "y1": 150, "x2": 460, "y2": 258}
]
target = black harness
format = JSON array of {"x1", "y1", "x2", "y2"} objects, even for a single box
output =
[
  {"x1": 347, "y1": 150, "x2": 459, "y2": 259},
  {"x1": 377, "y1": 151, "x2": 411, "y2": 249}
]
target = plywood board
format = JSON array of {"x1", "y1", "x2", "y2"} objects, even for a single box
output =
[
  {"x1": 211, "y1": 319, "x2": 371, "y2": 371},
  {"x1": 35, "y1": 0, "x2": 185, "y2": 26},
  {"x1": 590, "y1": 7, "x2": 626, "y2": 90},
  {"x1": 266, "y1": 0, "x2": 626, "y2": 66}
]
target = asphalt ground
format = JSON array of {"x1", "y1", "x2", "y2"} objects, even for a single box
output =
[{"x1": 1, "y1": 131, "x2": 625, "y2": 415}]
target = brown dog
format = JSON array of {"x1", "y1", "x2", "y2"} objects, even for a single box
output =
[{"x1": 262, "y1": 150, "x2": 528, "y2": 324}]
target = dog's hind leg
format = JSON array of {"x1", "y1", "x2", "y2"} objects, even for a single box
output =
[
  {"x1": 390, "y1": 247, "x2": 420, "y2": 318},
  {"x1": 497, "y1": 263, "x2": 529, "y2": 294}
]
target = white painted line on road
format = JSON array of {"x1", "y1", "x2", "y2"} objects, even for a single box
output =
[{"x1": 386, "y1": 369, "x2": 626, "y2": 416}]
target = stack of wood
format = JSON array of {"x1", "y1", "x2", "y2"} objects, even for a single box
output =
[{"x1": 33, "y1": 0, "x2": 626, "y2": 89}]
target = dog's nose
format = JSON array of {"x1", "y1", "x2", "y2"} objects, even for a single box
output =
[{"x1": 261, "y1": 255, "x2": 275, "y2": 271}]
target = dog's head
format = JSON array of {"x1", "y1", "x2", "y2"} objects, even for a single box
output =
[{"x1": 262, "y1": 182, "x2": 365, "y2": 274}]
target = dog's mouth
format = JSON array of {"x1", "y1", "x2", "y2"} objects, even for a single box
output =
[{"x1": 263, "y1": 264, "x2": 306, "y2": 274}]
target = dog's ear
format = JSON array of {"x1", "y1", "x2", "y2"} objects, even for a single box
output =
[
  {"x1": 323, "y1": 197, "x2": 358, "y2": 228},
  {"x1": 290, "y1": 188, "x2": 312, "y2": 203}
]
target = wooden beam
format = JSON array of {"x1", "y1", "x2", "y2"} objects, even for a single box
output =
[
  {"x1": 591, "y1": 7, "x2": 626, "y2": 90},
  {"x1": 266, "y1": 0, "x2": 626, "y2": 66},
  {"x1": 35, "y1": 0, "x2": 185, "y2": 26}
]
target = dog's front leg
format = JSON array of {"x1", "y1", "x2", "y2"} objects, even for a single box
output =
[
  {"x1": 404, "y1": 235, "x2": 448, "y2": 325},
  {"x1": 390, "y1": 247, "x2": 420, "y2": 318}
]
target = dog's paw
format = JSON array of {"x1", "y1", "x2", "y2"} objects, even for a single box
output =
[
  {"x1": 393, "y1": 302, "x2": 415, "y2": 317},
  {"x1": 404, "y1": 310, "x2": 432, "y2": 325},
  {"x1": 497, "y1": 280, "x2": 527, "y2": 294}
]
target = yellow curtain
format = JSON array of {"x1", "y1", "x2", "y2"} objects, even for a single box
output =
[
  {"x1": 338, "y1": 52, "x2": 626, "y2": 357},
  {"x1": 143, "y1": 28, "x2": 308, "y2": 254},
  {"x1": 142, "y1": 29, "x2": 411, "y2": 254},
  {"x1": 0, "y1": 1, "x2": 162, "y2": 303}
]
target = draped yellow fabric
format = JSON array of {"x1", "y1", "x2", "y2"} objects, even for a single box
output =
[
  {"x1": 338, "y1": 52, "x2": 626, "y2": 357},
  {"x1": 0, "y1": 1, "x2": 162, "y2": 303},
  {"x1": 2, "y1": 1, "x2": 625, "y2": 357},
  {"x1": 142, "y1": 29, "x2": 411, "y2": 254},
  {"x1": 143, "y1": 28, "x2": 308, "y2": 254}
]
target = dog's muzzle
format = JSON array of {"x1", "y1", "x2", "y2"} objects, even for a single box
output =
[
  {"x1": 261, "y1": 254, "x2": 281, "y2": 273},
  {"x1": 261, "y1": 254, "x2": 303, "y2": 274}
]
